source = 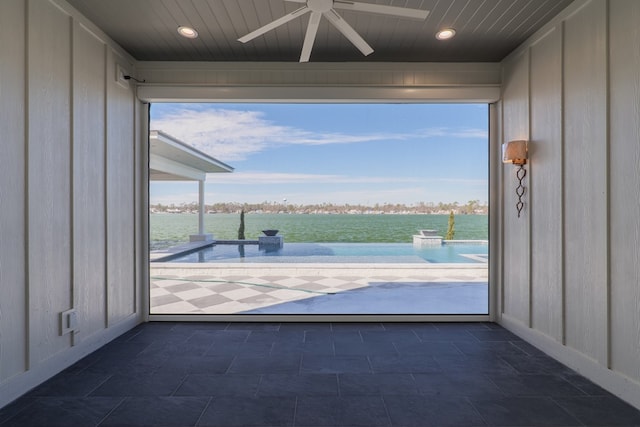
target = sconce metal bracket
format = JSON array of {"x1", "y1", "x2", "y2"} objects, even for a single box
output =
[{"x1": 515, "y1": 164, "x2": 526, "y2": 217}]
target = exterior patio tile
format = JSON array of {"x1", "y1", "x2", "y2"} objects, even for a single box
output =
[{"x1": 295, "y1": 396, "x2": 390, "y2": 427}]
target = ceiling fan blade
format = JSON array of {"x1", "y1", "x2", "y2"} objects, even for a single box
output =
[
  {"x1": 238, "y1": 6, "x2": 310, "y2": 43},
  {"x1": 300, "y1": 11, "x2": 322, "y2": 62},
  {"x1": 323, "y1": 9, "x2": 373, "y2": 56},
  {"x1": 334, "y1": 1, "x2": 429, "y2": 20}
]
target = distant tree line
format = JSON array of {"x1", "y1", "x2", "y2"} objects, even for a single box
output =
[{"x1": 150, "y1": 200, "x2": 488, "y2": 215}]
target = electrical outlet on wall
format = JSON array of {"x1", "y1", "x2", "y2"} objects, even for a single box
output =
[
  {"x1": 60, "y1": 309, "x2": 78, "y2": 335},
  {"x1": 116, "y1": 63, "x2": 130, "y2": 88}
]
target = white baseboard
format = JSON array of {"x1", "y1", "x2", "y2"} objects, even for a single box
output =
[
  {"x1": 500, "y1": 313, "x2": 640, "y2": 411},
  {"x1": 0, "y1": 314, "x2": 141, "y2": 409}
]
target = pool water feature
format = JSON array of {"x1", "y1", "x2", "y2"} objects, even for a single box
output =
[{"x1": 162, "y1": 242, "x2": 488, "y2": 264}]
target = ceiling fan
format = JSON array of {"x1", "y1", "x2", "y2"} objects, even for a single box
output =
[{"x1": 238, "y1": 0, "x2": 429, "y2": 62}]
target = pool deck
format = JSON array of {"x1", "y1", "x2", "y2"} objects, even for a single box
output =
[
  {"x1": 150, "y1": 240, "x2": 217, "y2": 262},
  {"x1": 150, "y1": 239, "x2": 489, "y2": 315},
  {"x1": 150, "y1": 262, "x2": 488, "y2": 315}
]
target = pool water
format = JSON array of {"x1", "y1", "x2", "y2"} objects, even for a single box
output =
[{"x1": 164, "y1": 242, "x2": 488, "y2": 264}]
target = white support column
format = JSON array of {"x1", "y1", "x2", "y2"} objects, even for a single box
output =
[
  {"x1": 189, "y1": 179, "x2": 213, "y2": 242},
  {"x1": 198, "y1": 179, "x2": 205, "y2": 235}
]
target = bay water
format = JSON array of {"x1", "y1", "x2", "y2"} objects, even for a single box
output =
[{"x1": 150, "y1": 213, "x2": 488, "y2": 250}]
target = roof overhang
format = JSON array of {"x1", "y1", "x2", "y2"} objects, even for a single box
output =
[{"x1": 149, "y1": 130, "x2": 233, "y2": 181}]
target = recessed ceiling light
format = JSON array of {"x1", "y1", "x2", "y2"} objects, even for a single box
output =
[
  {"x1": 177, "y1": 26, "x2": 198, "y2": 39},
  {"x1": 436, "y1": 28, "x2": 456, "y2": 40}
]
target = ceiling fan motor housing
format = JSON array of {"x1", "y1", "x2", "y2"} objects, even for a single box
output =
[{"x1": 308, "y1": 0, "x2": 333, "y2": 13}]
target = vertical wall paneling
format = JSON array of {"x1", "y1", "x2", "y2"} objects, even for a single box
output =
[
  {"x1": 1, "y1": 0, "x2": 142, "y2": 408},
  {"x1": 0, "y1": 0, "x2": 28, "y2": 381},
  {"x1": 27, "y1": 0, "x2": 73, "y2": 363},
  {"x1": 559, "y1": 20, "x2": 566, "y2": 345},
  {"x1": 604, "y1": 0, "x2": 611, "y2": 370},
  {"x1": 500, "y1": 52, "x2": 530, "y2": 325},
  {"x1": 72, "y1": 22, "x2": 107, "y2": 340},
  {"x1": 103, "y1": 45, "x2": 110, "y2": 329},
  {"x1": 497, "y1": 100, "x2": 505, "y2": 316},
  {"x1": 562, "y1": 0, "x2": 608, "y2": 364},
  {"x1": 609, "y1": 0, "x2": 640, "y2": 383},
  {"x1": 500, "y1": 0, "x2": 640, "y2": 410},
  {"x1": 106, "y1": 52, "x2": 136, "y2": 325},
  {"x1": 529, "y1": 27, "x2": 564, "y2": 341}
]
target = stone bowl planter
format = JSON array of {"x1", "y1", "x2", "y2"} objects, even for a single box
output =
[{"x1": 262, "y1": 229, "x2": 279, "y2": 236}]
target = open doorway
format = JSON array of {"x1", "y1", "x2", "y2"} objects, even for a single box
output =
[{"x1": 148, "y1": 103, "x2": 489, "y2": 317}]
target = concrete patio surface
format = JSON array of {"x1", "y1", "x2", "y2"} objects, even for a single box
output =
[{"x1": 150, "y1": 263, "x2": 488, "y2": 315}]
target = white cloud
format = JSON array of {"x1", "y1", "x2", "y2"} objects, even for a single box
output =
[
  {"x1": 151, "y1": 108, "x2": 487, "y2": 161},
  {"x1": 413, "y1": 127, "x2": 488, "y2": 139},
  {"x1": 152, "y1": 108, "x2": 403, "y2": 161},
  {"x1": 206, "y1": 171, "x2": 419, "y2": 185}
]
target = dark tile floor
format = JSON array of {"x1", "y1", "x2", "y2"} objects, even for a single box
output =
[{"x1": 2, "y1": 322, "x2": 640, "y2": 427}]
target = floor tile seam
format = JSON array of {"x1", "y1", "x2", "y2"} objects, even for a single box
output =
[
  {"x1": 381, "y1": 395, "x2": 416, "y2": 427},
  {"x1": 255, "y1": 374, "x2": 266, "y2": 396},
  {"x1": 366, "y1": 355, "x2": 374, "y2": 374},
  {"x1": 123, "y1": 330, "x2": 143, "y2": 342},
  {"x1": 472, "y1": 374, "x2": 510, "y2": 399},
  {"x1": 94, "y1": 396, "x2": 127, "y2": 427},
  {"x1": 494, "y1": 369, "x2": 581, "y2": 381},
  {"x1": 0, "y1": 399, "x2": 37, "y2": 427},
  {"x1": 292, "y1": 395, "x2": 299, "y2": 427},
  {"x1": 450, "y1": 339, "x2": 476, "y2": 356},
  {"x1": 546, "y1": 395, "x2": 594, "y2": 427},
  {"x1": 470, "y1": 395, "x2": 587, "y2": 427},
  {"x1": 193, "y1": 396, "x2": 215, "y2": 427},
  {"x1": 502, "y1": 340, "x2": 529, "y2": 356},
  {"x1": 542, "y1": 396, "x2": 588, "y2": 426},
  {"x1": 298, "y1": 352, "x2": 305, "y2": 375},
  {"x1": 461, "y1": 395, "x2": 492, "y2": 427},
  {"x1": 377, "y1": 394, "x2": 394, "y2": 427},
  {"x1": 224, "y1": 355, "x2": 238, "y2": 374},
  {"x1": 495, "y1": 354, "x2": 525, "y2": 376},
  {"x1": 84, "y1": 373, "x2": 117, "y2": 398}
]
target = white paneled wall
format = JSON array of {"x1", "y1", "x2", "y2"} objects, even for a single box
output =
[
  {"x1": 73, "y1": 21, "x2": 107, "y2": 340},
  {"x1": 609, "y1": 0, "x2": 640, "y2": 384},
  {"x1": 0, "y1": 0, "x2": 144, "y2": 407},
  {"x1": 529, "y1": 26, "x2": 563, "y2": 342},
  {"x1": 0, "y1": 0, "x2": 28, "y2": 385},
  {"x1": 563, "y1": 0, "x2": 608, "y2": 365},
  {"x1": 500, "y1": 51, "x2": 530, "y2": 326},
  {"x1": 27, "y1": 0, "x2": 74, "y2": 364},
  {"x1": 499, "y1": 0, "x2": 640, "y2": 410}
]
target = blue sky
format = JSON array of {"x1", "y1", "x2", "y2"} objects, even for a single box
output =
[{"x1": 149, "y1": 103, "x2": 488, "y2": 206}]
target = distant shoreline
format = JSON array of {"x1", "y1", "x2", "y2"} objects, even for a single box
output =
[
  {"x1": 152, "y1": 211, "x2": 488, "y2": 215},
  {"x1": 150, "y1": 202, "x2": 488, "y2": 216}
]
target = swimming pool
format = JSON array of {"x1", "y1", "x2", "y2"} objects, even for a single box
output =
[{"x1": 163, "y1": 242, "x2": 488, "y2": 264}]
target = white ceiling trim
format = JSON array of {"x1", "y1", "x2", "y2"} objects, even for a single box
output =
[
  {"x1": 135, "y1": 61, "x2": 501, "y2": 103},
  {"x1": 138, "y1": 85, "x2": 500, "y2": 103}
]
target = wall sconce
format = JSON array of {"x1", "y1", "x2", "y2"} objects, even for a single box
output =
[{"x1": 502, "y1": 140, "x2": 528, "y2": 218}]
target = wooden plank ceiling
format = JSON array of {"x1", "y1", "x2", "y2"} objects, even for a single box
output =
[{"x1": 66, "y1": 0, "x2": 574, "y2": 62}]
